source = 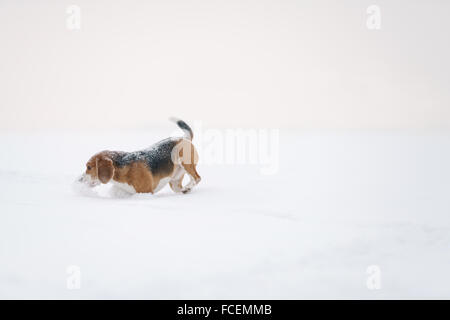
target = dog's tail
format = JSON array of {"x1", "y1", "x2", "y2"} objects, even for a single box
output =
[{"x1": 169, "y1": 117, "x2": 193, "y2": 140}]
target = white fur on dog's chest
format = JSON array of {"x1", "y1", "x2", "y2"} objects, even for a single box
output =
[
  {"x1": 110, "y1": 178, "x2": 169, "y2": 195},
  {"x1": 111, "y1": 180, "x2": 136, "y2": 194}
]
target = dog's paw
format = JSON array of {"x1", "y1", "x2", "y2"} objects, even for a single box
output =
[{"x1": 181, "y1": 187, "x2": 192, "y2": 194}]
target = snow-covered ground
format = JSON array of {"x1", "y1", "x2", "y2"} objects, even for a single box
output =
[{"x1": 1, "y1": 129, "x2": 450, "y2": 299}]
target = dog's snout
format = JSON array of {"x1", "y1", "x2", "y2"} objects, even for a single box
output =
[{"x1": 77, "y1": 173, "x2": 100, "y2": 187}]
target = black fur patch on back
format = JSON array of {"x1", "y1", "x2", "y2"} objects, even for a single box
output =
[{"x1": 111, "y1": 138, "x2": 178, "y2": 176}]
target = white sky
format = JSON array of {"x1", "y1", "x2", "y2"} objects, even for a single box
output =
[{"x1": 0, "y1": 0, "x2": 449, "y2": 129}]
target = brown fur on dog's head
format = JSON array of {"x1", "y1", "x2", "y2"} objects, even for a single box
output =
[{"x1": 85, "y1": 151, "x2": 114, "y2": 184}]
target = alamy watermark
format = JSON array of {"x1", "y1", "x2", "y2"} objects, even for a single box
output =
[
  {"x1": 366, "y1": 5, "x2": 381, "y2": 30},
  {"x1": 66, "y1": 265, "x2": 81, "y2": 290},
  {"x1": 171, "y1": 121, "x2": 280, "y2": 175},
  {"x1": 366, "y1": 265, "x2": 382, "y2": 290},
  {"x1": 66, "y1": 5, "x2": 81, "y2": 30}
]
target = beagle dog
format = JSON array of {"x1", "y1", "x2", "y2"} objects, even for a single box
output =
[{"x1": 78, "y1": 118, "x2": 201, "y2": 195}]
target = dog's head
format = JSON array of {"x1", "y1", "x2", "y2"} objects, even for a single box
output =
[{"x1": 79, "y1": 152, "x2": 114, "y2": 187}]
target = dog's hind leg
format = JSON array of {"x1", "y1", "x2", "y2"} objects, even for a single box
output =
[
  {"x1": 169, "y1": 165, "x2": 185, "y2": 193},
  {"x1": 172, "y1": 139, "x2": 201, "y2": 193},
  {"x1": 180, "y1": 163, "x2": 201, "y2": 194}
]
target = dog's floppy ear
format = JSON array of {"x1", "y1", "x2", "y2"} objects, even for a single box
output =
[{"x1": 96, "y1": 157, "x2": 114, "y2": 184}]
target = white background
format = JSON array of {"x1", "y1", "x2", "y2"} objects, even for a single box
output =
[
  {"x1": 1, "y1": 1, "x2": 450, "y2": 299},
  {"x1": 1, "y1": 0, "x2": 450, "y2": 130}
]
